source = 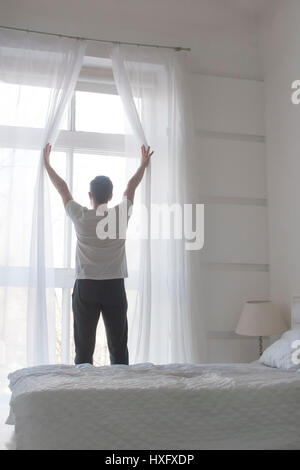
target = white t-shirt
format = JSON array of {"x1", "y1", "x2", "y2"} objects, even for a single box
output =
[{"x1": 65, "y1": 198, "x2": 132, "y2": 280}]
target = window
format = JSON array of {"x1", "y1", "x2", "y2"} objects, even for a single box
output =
[{"x1": 0, "y1": 69, "x2": 140, "y2": 367}]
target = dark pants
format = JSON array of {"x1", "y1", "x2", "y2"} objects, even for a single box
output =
[{"x1": 72, "y1": 279, "x2": 129, "y2": 365}]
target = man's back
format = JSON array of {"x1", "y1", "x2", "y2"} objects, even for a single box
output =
[{"x1": 65, "y1": 198, "x2": 132, "y2": 280}]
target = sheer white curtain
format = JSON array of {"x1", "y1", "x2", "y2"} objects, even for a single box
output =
[
  {"x1": 0, "y1": 29, "x2": 86, "y2": 372},
  {"x1": 111, "y1": 45, "x2": 199, "y2": 363}
]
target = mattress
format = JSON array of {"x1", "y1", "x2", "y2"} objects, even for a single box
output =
[{"x1": 6, "y1": 362, "x2": 300, "y2": 450}]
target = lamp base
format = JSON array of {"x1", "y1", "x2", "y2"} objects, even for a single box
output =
[{"x1": 258, "y1": 336, "x2": 263, "y2": 357}]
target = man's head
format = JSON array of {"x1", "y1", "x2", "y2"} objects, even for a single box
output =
[{"x1": 89, "y1": 176, "x2": 113, "y2": 208}]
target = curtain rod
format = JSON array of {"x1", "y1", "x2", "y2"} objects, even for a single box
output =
[{"x1": 0, "y1": 25, "x2": 191, "y2": 52}]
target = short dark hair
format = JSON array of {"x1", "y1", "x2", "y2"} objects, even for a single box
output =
[{"x1": 90, "y1": 176, "x2": 113, "y2": 204}]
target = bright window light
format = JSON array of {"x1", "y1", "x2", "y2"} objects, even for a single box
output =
[
  {"x1": 0, "y1": 82, "x2": 68, "y2": 129},
  {"x1": 75, "y1": 91, "x2": 126, "y2": 134},
  {"x1": 0, "y1": 148, "x2": 39, "y2": 267}
]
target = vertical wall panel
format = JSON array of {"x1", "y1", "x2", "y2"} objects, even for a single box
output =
[{"x1": 192, "y1": 73, "x2": 267, "y2": 363}]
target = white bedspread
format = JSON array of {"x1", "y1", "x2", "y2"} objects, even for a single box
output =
[{"x1": 6, "y1": 362, "x2": 300, "y2": 450}]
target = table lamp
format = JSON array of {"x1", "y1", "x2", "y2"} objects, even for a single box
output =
[{"x1": 235, "y1": 301, "x2": 287, "y2": 357}]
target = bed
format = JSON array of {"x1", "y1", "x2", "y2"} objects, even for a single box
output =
[{"x1": 6, "y1": 361, "x2": 300, "y2": 450}]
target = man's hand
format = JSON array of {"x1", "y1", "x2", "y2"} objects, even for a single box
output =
[
  {"x1": 43, "y1": 143, "x2": 52, "y2": 167},
  {"x1": 141, "y1": 145, "x2": 154, "y2": 168},
  {"x1": 124, "y1": 145, "x2": 154, "y2": 203}
]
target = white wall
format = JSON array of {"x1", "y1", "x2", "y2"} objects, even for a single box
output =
[
  {"x1": 191, "y1": 74, "x2": 269, "y2": 362},
  {"x1": 0, "y1": 0, "x2": 264, "y2": 79},
  {"x1": 0, "y1": 0, "x2": 269, "y2": 363},
  {"x1": 261, "y1": 0, "x2": 300, "y2": 325}
]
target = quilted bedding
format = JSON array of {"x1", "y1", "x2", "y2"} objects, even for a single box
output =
[{"x1": 6, "y1": 362, "x2": 300, "y2": 450}]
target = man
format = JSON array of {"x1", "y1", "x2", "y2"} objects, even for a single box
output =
[{"x1": 43, "y1": 143, "x2": 153, "y2": 365}]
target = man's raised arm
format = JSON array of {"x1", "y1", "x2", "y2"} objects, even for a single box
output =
[
  {"x1": 43, "y1": 143, "x2": 73, "y2": 207},
  {"x1": 124, "y1": 145, "x2": 154, "y2": 203}
]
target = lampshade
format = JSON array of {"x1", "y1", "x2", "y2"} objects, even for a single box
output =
[{"x1": 236, "y1": 301, "x2": 287, "y2": 337}]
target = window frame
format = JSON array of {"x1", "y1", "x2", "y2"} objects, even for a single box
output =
[{"x1": 0, "y1": 74, "x2": 138, "y2": 364}]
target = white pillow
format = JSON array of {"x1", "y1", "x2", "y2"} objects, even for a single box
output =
[
  {"x1": 259, "y1": 329, "x2": 300, "y2": 370},
  {"x1": 281, "y1": 328, "x2": 300, "y2": 340}
]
